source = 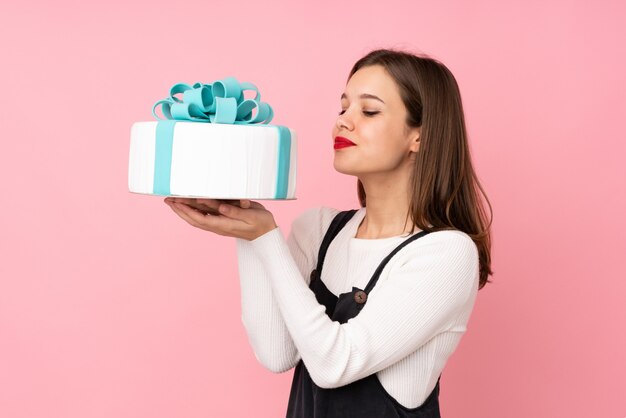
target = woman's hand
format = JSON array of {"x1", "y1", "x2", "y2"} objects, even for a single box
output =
[{"x1": 164, "y1": 197, "x2": 278, "y2": 241}]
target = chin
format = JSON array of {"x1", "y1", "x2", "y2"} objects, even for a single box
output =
[{"x1": 333, "y1": 159, "x2": 359, "y2": 176}]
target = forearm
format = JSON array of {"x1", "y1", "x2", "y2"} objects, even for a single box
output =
[{"x1": 237, "y1": 237, "x2": 300, "y2": 373}]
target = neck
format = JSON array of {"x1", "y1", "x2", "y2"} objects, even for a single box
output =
[{"x1": 357, "y1": 170, "x2": 415, "y2": 239}]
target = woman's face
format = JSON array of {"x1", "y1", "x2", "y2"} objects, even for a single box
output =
[{"x1": 331, "y1": 64, "x2": 420, "y2": 178}]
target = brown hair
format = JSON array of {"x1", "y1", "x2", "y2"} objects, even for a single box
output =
[{"x1": 349, "y1": 48, "x2": 494, "y2": 289}]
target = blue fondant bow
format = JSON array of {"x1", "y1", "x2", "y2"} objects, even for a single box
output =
[{"x1": 152, "y1": 77, "x2": 274, "y2": 124}]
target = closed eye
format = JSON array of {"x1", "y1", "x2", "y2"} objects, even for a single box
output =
[{"x1": 338, "y1": 110, "x2": 380, "y2": 116}]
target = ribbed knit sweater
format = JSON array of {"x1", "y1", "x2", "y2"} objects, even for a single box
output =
[{"x1": 236, "y1": 206, "x2": 479, "y2": 408}]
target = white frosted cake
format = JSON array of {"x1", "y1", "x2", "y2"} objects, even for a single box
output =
[
  {"x1": 128, "y1": 78, "x2": 297, "y2": 200},
  {"x1": 128, "y1": 121, "x2": 297, "y2": 199}
]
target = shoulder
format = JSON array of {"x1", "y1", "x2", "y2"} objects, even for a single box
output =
[
  {"x1": 422, "y1": 229, "x2": 477, "y2": 253},
  {"x1": 395, "y1": 229, "x2": 479, "y2": 275}
]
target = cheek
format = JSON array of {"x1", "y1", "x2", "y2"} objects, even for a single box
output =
[
  {"x1": 366, "y1": 129, "x2": 408, "y2": 162},
  {"x1": 361, "y1": 123, "x2": 393, "y2": 151}
]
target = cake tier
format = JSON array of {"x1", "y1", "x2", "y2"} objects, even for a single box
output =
[{"x1": 128, "y1": 121, "x2": 297, "y2": 199}]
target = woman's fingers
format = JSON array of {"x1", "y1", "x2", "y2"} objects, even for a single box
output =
[
  {"x1": 186, "y1": 199, "x2": 261, "y2": 223},
  {"x1": 166, "y1": 200, "x2": 205, "y2": 229},
  {"x1": 195, "y1": 198, "x2": 222, "y2": 209},
  {"x1": 174, "y1": 202, "x2": 224, "y2": 232},
  {"x1": 168, "y1": 197, "x2": 197, "y2": 205},
  {"x1": 166, "y1": 198, "x2": 221, "y2": 215},
  {"x1": 186, "y1": 200, "x2": 220, "y2": 215},
  {"x1": 217, "y1": 202, "x2": 251, "y2": 223},
  {"x1": 166, "y1": 200, "x2": 245, "y2": 236},
  {"x1": 250, "y1": 200, "x2": 266, "y2": 209},
  {"x1": 164, "y1": 197, "x2": 276, "y2": 241},
  {"x1": 167, "y1": 197, "x2": 261, "y2": 209}
]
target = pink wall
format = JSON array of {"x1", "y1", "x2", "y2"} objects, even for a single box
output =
[{"x1": 1, "y1": 0, "x2": 624, "y2": 417}]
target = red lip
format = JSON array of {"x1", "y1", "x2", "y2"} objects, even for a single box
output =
[{"x1": 334, "y1": 136, "x2": 356, "y2": 150}]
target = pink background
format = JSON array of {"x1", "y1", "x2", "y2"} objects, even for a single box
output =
[{"x1": 1, "y1": 1, "x2": 625, "y2": 417}]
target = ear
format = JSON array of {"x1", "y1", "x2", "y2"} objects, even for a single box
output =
[{"x1": 408, "y1": 127, "x2": 421, "y2": 153}]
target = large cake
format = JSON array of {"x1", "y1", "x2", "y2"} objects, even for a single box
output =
[{"x1": 128, "y1": 78, "x2": 297, "y2": 200}]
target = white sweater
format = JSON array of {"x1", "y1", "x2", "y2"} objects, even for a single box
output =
[{"x1": 236, "y1": 206, "x2": 479, "y2": 408}]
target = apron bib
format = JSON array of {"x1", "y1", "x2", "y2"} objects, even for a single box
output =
[{"x1": 286, "y1": 210, "x2": 441, "y2": 418}]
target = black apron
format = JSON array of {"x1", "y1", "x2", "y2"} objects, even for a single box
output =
[{"x1": 286, "y1": 209, "x2": 441, "y2": 418}]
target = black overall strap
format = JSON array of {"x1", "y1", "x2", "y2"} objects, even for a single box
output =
[
  {"x1": 363, "y1": 230, "x2": 432, "y2": 294},
  {"x1": 313, "y1": 210, "x2": 358, "y2": 278}
]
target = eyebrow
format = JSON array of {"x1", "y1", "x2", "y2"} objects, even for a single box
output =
[{"x1": 340, "y1": 93, "x2": 385, "y2": 104}]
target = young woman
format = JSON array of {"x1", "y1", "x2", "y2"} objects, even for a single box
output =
[{"x1": 164, "y1": 48, "x2": 493, "y2": 417}]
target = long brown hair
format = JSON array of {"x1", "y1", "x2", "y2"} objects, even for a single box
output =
[{"x1": 350, "y1": 48, "x2": 494, "y2": 289}]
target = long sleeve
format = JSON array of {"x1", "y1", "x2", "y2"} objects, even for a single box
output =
[
  {"x1": 236, "y1": 207, "x2": 338, "y2": 373},
  {"x1": 246, "y1": 224, "x2": 479, "y2": 389}
]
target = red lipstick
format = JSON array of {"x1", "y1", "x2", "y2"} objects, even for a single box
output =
[{"x1": 334, "y1": 136, "x2": 356, "y2": 150}]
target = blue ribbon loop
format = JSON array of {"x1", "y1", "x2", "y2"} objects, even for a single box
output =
[
  {"x1": 150, "y1": 77, "x2": 290, "y2": 198},
  {"x1": 152, "y1": 77, "x2": 273, "y2": 125}
]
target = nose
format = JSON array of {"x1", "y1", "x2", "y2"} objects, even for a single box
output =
[{"x1": 336, "y1": 113, "x2": 354, "y2": 131}]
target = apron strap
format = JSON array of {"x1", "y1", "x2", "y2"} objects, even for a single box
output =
[
  {"x1": 363, "y1": 230, "x2": 432, "y2": 294},
  {"x1": 314, "y1": 209, "x2": 358, "y2": 276}
]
